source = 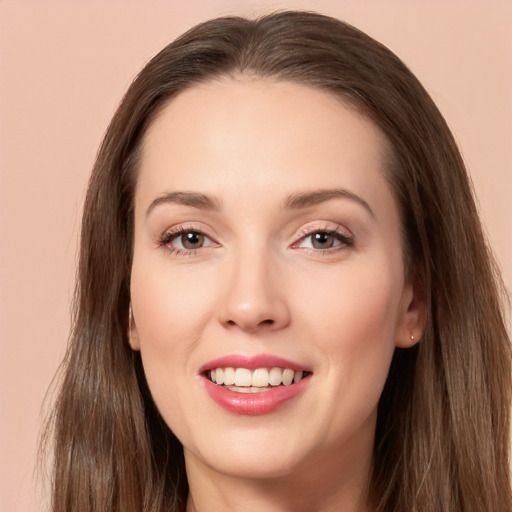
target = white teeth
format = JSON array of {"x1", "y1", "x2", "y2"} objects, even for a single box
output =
[
  {"x1": 208, "y1": 366, "x2": 307, "y2": 388},
  {"x1": 251, "y1": 368, "x2": 269, "y2": 387},
  {"x1": 234, "y1": 368, "x2": 252, "y2": 387},
  {"x1": 282, "y1": 368, "x2": 294, "y2": 386},
  {"x1": 215, "y1": 368, "x2": 224, "y2": 385},
  {"x1": 223, "y1": 367, "x2": 235, "y2": 386},
  {"x1": 269, "y1": 367, "x2": 282, "y2": 386}
]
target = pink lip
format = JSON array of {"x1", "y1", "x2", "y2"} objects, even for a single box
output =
[
  {"x1": 199, "y1": 353, "x2": 312, "y2": 415},
  {"x1": 199, "y1": 354, "x2": 311, "y2": 415},
  {"x1": 199, "y1": 354, "x2": 310, "y2": 373},
  {"x1": 202, "y1": 376, "x2": 310, "y2": 415}
]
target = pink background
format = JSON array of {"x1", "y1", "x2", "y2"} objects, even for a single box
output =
[{"x1": 1, "y1": 1, "x2": 510, "y2": 510}]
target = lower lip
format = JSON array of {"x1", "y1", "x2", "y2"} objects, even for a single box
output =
[{"x1": 202, "y1": 376, "x2": 310, "y2": 415}]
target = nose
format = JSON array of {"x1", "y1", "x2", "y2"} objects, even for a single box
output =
[{"x1": 218, "y1": 248, "x2": 290, "y2": 333}]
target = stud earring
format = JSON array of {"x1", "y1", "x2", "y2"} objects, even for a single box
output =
[{"x1": 410, "y1": 332, "x2": 415, "y2": 342}]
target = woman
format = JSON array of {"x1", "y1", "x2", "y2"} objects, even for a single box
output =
[{"x1": 44, "y1": 11, "x2": 512, "y2": 512}]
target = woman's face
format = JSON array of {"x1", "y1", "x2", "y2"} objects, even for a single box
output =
[{"x1": 129, "y1": 78, "x2": 422, "y2": 482}]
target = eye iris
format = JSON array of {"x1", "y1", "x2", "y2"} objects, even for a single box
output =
[
  {"x1": 312, "y1": 232, "x2": 334, "y2": 249},
  {"x1": 181, "y1": 232, "x2": 204, "y2": 249}
]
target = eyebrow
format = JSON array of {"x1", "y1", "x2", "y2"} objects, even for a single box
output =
[
  {"x1": 145, "y1": 191, "x2": 221, "y2": 217},
  {"x1": 145, "y1": 188, "x2": 374, "y2": 218},
  {"x1": 283, "y1": 188, "x2": 375, "y2": 217}
]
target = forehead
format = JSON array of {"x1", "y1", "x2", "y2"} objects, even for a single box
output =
[{"x1": 136, "y1": 77, "x2": 395, "y2": 220}]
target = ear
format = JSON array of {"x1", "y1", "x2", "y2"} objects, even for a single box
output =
[
  {"x1": 395, "y1": 270, "x2": 426, "y2": 348},
  {"x1": 128, "y1": 305, "x2": 141, "y2": 351}
]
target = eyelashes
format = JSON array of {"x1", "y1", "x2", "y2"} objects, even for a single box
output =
[{"x1": 157, "y1": 224, "x2": 354, "y2": 257}]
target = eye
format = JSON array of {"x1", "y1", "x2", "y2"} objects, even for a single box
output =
[
  {"x1": 159, "y1": 228, "x2": 218, "y2": 254},
  {"x1": 295, "y1": 228, "x2": 353, "y2": 251}
]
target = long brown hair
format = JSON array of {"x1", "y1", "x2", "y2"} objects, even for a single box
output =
[{"x1": 42, "y1": 11, "x2": 512, "y2": 511}]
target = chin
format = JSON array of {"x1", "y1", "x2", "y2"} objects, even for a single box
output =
[
  {"x1": 198, "y1": 452, "x2": 304, "y2": 481},
  {"x1": 183, "y1": 427, "x2": 312, "y2": 480}
]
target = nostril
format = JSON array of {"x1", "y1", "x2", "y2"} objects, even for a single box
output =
[{"x1": 224, "y1": 318, "x2": 275, "y2": 329}]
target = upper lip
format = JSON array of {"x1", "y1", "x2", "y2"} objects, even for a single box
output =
[{"x1": 199, "y1": 354, "x2": 311, "y2": 374}]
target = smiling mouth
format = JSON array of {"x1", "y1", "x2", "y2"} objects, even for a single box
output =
[{"x1": 205, "y1": 367, "x2": 311, "y2": 393}]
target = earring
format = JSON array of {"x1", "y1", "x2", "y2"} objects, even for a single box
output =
[{"x1": 410, "y1": 332, "x2": 415, "y2": 342}]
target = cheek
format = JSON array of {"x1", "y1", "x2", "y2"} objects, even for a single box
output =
[
  {"x1": 297, "y1": 258, "x2": 402, "y2": 392},
  {"x1": 298, "y1": 264, "x2": 402, "y2": 446},
  {"x1": 128, "y1": 258, "x2": 220, "y2": 433},
  {"x1": 301, "y1": 256, "x2": 401, "y2": 336},
  {"x1": 129, "y1": 258, "x2": 217, "y2": 431},
  {"x1": 130, "y1": 256, "x2": 216, "y2": 354}
]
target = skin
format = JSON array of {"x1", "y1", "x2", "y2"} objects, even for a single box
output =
[{"x1": 129, "y1": 78, "x2": 425, "y2": 512}]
